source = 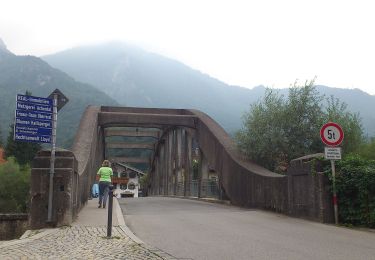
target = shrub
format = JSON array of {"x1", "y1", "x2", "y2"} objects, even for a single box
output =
[
  {"x1": 335, "y1": 155, "x2": 375, "y2": 227},
  {"x1": 0, "y1": 157, "x2": 30, "y2": 213}
]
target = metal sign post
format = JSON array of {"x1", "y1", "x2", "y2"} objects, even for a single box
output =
[
  {"x1": 107, "y1": 185, "x2": 114, "y2": 238},
  {"x1": 47, "y1": 93, "x2": 58, "y2": 222},
  {"x1": 325, "y1": 147, "x2": 342, "y2": 225},
  {"x1": 330, "y1": 160, "x2": 339, "y2": 225},
  {"x1": 14, "y1": 90, "x2": 68, "y2": 224},
  {"x1": 321, "y1": 122, "x2": 344, "y2": 225},
  {"x1": 46, "y1": 89, "x2": 68, "y2": 223}
]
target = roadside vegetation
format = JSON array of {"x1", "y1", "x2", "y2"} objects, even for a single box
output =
[
  {"x1": 336, "y1": 155, "x2": 375, "y2": 228},
  {"x1": 0, "y1": 157, "x2": 30, "y2": 213},
  {"x1": 236, "y1": 80, "x2": 374, "y2": 228},
  {"x1": 235, "y1": 79, "x2": 363, "y2": 172},
  {"x1": 0, "y1": 111, "x2": 40, "y2": 213}
]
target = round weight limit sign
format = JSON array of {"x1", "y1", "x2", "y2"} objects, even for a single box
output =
[{"x1": 320, "y1": 122, "x2": 344, "y2": 146}]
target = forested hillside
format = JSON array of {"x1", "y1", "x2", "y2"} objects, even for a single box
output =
[{"x1": 0, "y1": 44, "x2": 117, "y2": 147}]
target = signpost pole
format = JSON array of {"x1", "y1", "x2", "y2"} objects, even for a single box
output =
[
  {"x1": 47, "y1": 93, "x2": 58, "y2": 222},
  {"x1": 321, "y1": 122, "x2": 344, "y2": 226},
  {"x1": 14, "y1": 90, "x2": 68, "y2": 224},
  {"x1": 331, "y1": 160, "x2": 339, "y2": 225}
]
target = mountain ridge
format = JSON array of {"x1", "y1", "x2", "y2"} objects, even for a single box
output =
[
  {"x1": 43, "y1": 42, "x2": 375, "y2": 137},
  {"x1": 43, "y1": 42, "x2": 264, "y2": 133},
  {"x1": 0, "y1": 38, "x2": 11, "y2": 53}
]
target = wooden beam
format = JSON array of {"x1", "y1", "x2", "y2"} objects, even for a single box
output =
[
  {"x1": 106, "y1": 143, "x2": 155, "y2": 150},
  {"x1": 105, "y1": 130, "x2": 159, "y2": 138},
  {"x1": 110, "y1": 157, "x2": 150, "y2": 163},
  {"x1": 98, "y1": 112, "x2": 197, "y2": 128}
]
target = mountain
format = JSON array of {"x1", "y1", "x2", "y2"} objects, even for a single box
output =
[
  {"x1": 0, "y1": 38, "x2": 11, "y2": 54},
  {"x1": 43, "y1": 42, "x2": 262, "y2": 134},
  {"x1": 315, "y1": 86, "x2": 375, "y2": 138},
  {"x1": 0, "y1": 39, "x2": 118, "y2": 147},
  {"x1": 43, "y1": 42, "x2": 375, "y2": 137}
]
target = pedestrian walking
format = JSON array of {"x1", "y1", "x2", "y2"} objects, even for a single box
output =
[{"x1": 96, "y1": 160, "x2": 113, "y2": 208}]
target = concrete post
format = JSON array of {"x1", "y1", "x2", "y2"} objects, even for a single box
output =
[{"x1": 30, "y1": 150, "x2": 78, "y2": 229}]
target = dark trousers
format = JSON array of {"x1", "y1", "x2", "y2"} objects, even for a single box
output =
[{"x1": 98, "y1": 181, "x2": 111, "y2": 207}]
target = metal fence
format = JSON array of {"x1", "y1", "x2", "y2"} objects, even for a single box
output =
[
  {"x1": 188, "y1": 179, "x2": 219, "y2": 198},
  {"x1": 201, "y1": 179, "x2": 219, "y2": 198},
  {"x1": 190, "y1": 180, "x2": 199, "y2": 197},
  {"x1": 170, "y1": 179, "x2": 220, "y2": 198}
]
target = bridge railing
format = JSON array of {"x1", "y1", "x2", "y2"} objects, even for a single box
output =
[
  {"x1": 71, "y1": 106, "x2": 104, "y2": 211},
  {"x1": 189, "y1": 180, "x2": 199, "y2": 197},
  {"x1": 200, "y1": 179, "x2": 219, "y2": 199}
]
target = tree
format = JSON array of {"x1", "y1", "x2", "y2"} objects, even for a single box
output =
[
  {"x1": 283, "y1": 80, "x2": 325, "y2": 161},
  {"x1": 325, "y1": 95, "x2": 364, "y2": 153},
  {"x1": 358, "y1": 138, "x2": 375, "y2": 160},
  {"x1": 236, "y1": 89, "x2": 288, "y2": 170},
  {"x1": 236, "y1": 80, "x2": 364, "y2": 172}
]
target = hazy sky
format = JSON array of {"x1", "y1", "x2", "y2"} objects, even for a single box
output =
[{"x1": 1, "y1": 0, "x2": 374, "y2": 95}]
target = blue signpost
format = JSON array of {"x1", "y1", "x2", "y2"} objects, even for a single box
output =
[
  {"x1": 14, "y1": 90, "x2": 68, "y2": 223},
  {"x1": 14, "y1": 94, "x2": 53, "y2": 144}
]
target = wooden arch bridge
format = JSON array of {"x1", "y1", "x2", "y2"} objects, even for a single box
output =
[{"x1": 29, "y1": 106, "x2": 333, "y2": 228}]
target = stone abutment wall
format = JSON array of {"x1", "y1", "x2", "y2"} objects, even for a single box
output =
[
  {"x1": 0, "y1": 214, "x2": 28, "y2": 240},
  {"x1": 29, "y1": 106, "x2": 103, "y2": 229}
]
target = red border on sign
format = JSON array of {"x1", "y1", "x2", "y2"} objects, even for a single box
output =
[{"x1": 320, "y1": 122, "x2": 344, "y2": 146}]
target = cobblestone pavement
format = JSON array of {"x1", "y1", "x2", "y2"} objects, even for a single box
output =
[{"x1": 0, "y1": 226, "x2": 177, "y2": 260}]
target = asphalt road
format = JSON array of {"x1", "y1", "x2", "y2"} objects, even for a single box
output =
[{"x1": 119, "y1": 197, "x2": 375, "y2": 260}]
